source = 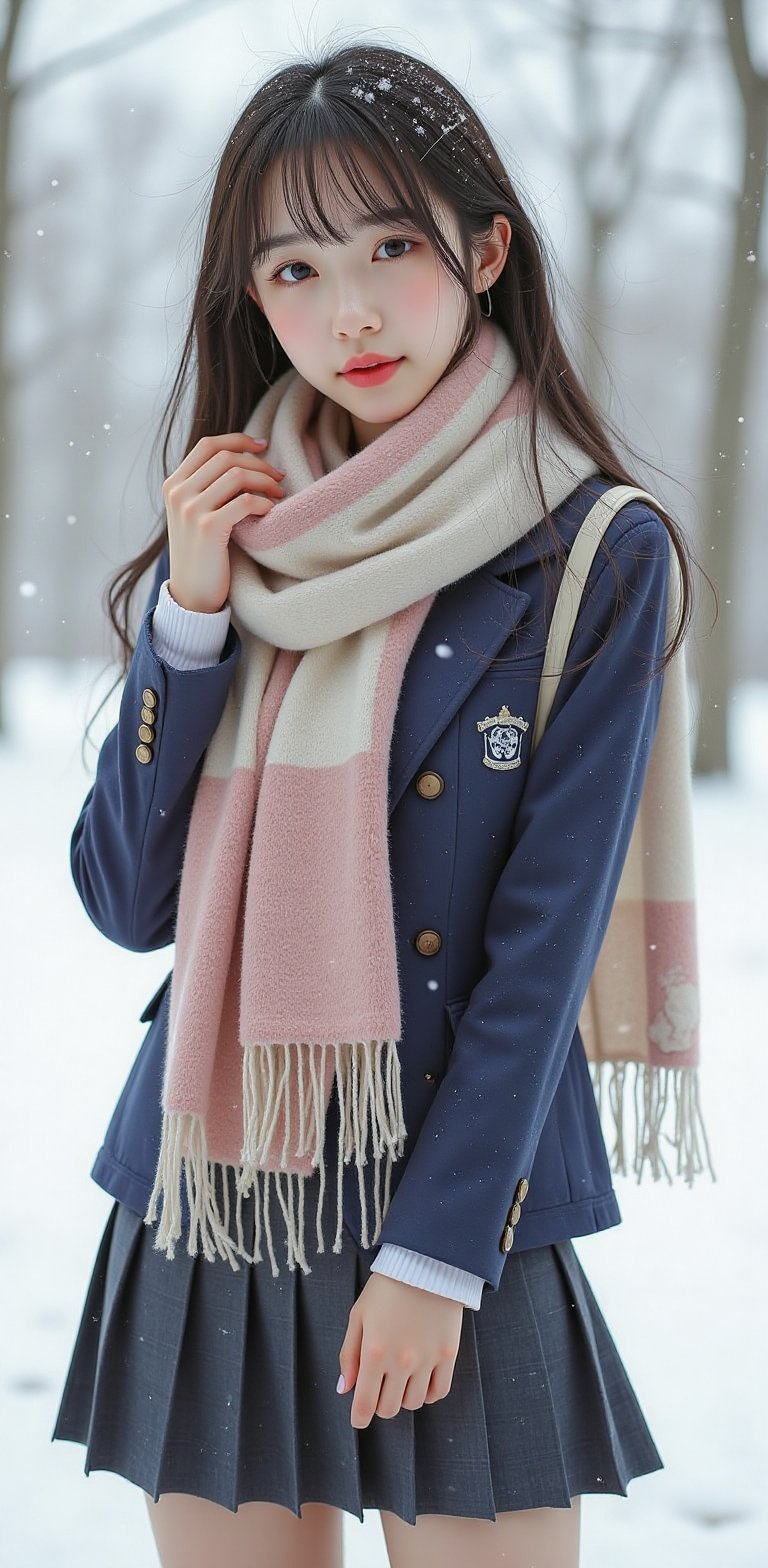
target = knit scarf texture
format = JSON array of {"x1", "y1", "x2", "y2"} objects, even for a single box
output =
[{"x1": 144, "y1": 318, "x2": 713, "y2": 1277}]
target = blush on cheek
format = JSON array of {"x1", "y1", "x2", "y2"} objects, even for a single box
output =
[
  {"x1": 404, "y1": 276, "x2": 439, "y2": 314},
  {"x1": 268, "y1": 308, "x2": 314, "y2": 351}
]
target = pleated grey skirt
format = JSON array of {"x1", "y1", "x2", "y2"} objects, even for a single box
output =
[{"x1": 52, "y1": 1161, "x2": 664, "y2": 1523}]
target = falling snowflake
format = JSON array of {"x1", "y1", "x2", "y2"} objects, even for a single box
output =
[{"x1": 377, "y1": 76, "x2": 392, "y2": 90}]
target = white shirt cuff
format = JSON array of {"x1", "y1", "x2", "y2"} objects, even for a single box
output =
[
  {"x1": 370, "y1": 1243, "x2": 485, "y2": 1310},
  {"x1": 150, "y1": 578, "x2": 231, "y2": 670}
]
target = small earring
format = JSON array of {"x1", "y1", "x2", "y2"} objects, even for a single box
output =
[{"x1": 479, "y1": 279, "x2": 492, "y2": 318}]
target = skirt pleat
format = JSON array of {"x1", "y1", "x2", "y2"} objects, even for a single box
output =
[{"x1": 52, "y1": 1159, "x2": 664, "y2": 1523}]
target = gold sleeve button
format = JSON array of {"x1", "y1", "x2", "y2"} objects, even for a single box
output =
[
  {"x1": 508, "y1": 1201, "x2": 522, "y2": 1226},
  {"x1": 515, "y1": 1178, "x2": 529, "y2": 1202},
  {"x1": 137, "y1": 723, "x2": 155, "y2": 744},
  {"x1": 142, "y1": 687, "x2": 158, "y2": 709},
  {"x1": 140, "y1": 705, "x2": 156, "y2": 725},
  {"x1": 500, "y1": 1223, "x2": 515, "y2": 1253},
  {"x1": 135, "y1": 743, "x2": 153, "y2": 764}
]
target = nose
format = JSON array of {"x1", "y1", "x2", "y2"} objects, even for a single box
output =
[{"x1": 333, "y1": 299, "x2": 383, "y2": 338}]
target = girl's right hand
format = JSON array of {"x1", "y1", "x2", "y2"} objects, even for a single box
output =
[{"x1": 162, "y1": 433, "x2": 286, "y2": 613}]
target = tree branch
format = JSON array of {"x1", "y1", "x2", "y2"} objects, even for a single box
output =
[
  {"x1": 718, "y1": 0, "x2": 768, "y2": 102},
  {"x1": 505, "y1": 0, "x2": 722, "y2": 51},
  {"x1": 7, "y1": 0, "x2": 239, "y2": 104}
]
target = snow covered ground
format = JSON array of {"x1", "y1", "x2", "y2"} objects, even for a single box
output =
[{"x1": 1, "y1": 659, "x2": 766, "y2": 1567}]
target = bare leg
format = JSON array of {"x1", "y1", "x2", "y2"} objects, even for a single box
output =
[
  {"x1": 380, "y1": 1495, "x2": 581, "y2": 1568},
  {"x1": 143, "y1": 1492, "x2": 344, "y2": 1568}
]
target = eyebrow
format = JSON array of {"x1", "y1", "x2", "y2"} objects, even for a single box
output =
[{"x1": 261, "y1": 207, "x2": 420, "y2": 259}]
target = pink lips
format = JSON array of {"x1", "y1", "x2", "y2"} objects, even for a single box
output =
[{"x1": 340, "y1": 358, "x2": 404, "y2": 387}]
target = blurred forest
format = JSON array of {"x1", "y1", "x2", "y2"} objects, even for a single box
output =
[{"x1": 1, "y1": 0, "x2": 767, "y2": 776}]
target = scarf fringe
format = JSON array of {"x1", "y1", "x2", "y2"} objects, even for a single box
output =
[
  {"x1": 590, "y1": 1061, "x2": 717, "y2": 1186},
  {"x1": 143, "y1": 1038, "x2": 408, "y2": 1275},
  {"x1": 143, "y1": 1052, "x2": 715, "y2": 1273}
]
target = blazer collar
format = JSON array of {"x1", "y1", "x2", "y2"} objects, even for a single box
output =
[
  {"x1": 386, "y1": 476, "x2": 616, "y2": 813},
  {"x1": 388, "y1": 566, "x2": 530, "y2": 817}
]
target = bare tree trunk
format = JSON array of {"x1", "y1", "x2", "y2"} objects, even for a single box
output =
[
  {"x1": 0, "y1": 0, "x2": 25, "y2": 736},
  {"x1": 577, "y1": 211, "x2": 613, "y2": 400},
  {"x1": 565, "y1": 0, "x2": 701, "y2": 399},
  {"x1": 694, "y1": 0, "x2": 768, "y2": 774}
]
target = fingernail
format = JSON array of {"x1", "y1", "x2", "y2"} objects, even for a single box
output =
[
  {"x1": 251, "y1": 437, "x2": 268, "y2": 446},
  {"x1": 336, "y1": 1374, "x2": 346, "y2": 1393}
]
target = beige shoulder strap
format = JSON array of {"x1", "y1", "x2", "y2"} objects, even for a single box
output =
[{"x1": 530, "y1": 484, "x2": 666, "y2": 754}]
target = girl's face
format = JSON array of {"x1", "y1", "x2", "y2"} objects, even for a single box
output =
[{"x1": 246, "y1": 150, "x2": 510, "y2": 455}]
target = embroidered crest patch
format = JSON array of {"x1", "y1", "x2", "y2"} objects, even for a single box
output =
[{"x1": 476, "y1": 703, "x2": 529, "y2": 770}]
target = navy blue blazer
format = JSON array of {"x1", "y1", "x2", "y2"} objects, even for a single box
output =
[{"x1": 79, "y1": 475, "x2": 670, "y2": 1294}]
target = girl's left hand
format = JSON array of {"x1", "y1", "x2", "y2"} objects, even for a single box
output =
[{"x1": 336, "y1": 1273, "x2": 464, "y2": 1428}]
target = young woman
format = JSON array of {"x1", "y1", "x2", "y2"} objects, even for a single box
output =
[{"x1": 52, "y1": 37, "x2": 712, "y2": 1568}]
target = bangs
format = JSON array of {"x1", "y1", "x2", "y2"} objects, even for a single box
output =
[{"x1": 249, "y1": 130, "x2": 454, "y2": 268}]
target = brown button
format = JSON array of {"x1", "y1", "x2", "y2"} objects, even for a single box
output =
[
  {"x1": 140, "y1": 706, "x2": 156, "y2": 725},
  {"x1": 142, "y1": 688, "x2": 158, "y2": 709},
  {"x1": 508, "y1": 1201, "x2": 522, "y2": 1226},
  {"x1": 415, "y1": 771, "x2": 444, "y2": 800},
  {"x1": 135, "y1": 743, "x2": 153, "y2": 764},
  {"x1": 415, "y1": 929, "x2": 442, "y2": 956},
  {"x1": 137, "y1": 723, "x2": 155, "y2": 744},
  {"x1": 423, "y1": 1071, "x2": 437, "y2": 1085},
  {"x1": 516, "y1": 1178, "x2": 529, "y2": 1202},
  {"x1": 500, "y1": 1223, "x2": 515, "y2": 1253}
]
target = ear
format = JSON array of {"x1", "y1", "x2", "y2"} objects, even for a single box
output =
[{"x1": 473, "y1": 214, "x2": 512, "y2": 293}]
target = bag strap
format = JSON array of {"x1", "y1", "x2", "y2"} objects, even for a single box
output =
[{"x1": 530, "y1": 484, "x2": 666, "y2": 755}]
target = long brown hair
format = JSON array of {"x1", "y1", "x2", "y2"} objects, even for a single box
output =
[{"x1": 85, "y1": 37, "x2": 713, "y2": 761}]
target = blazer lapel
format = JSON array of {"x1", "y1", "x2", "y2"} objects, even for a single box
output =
[{"x1": 388, "y1": 567, "x2": 531, "y2": 817}]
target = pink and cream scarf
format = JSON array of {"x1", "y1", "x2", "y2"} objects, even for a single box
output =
[{"x1": 144, "y1": 318, "x2": 714, "y2": 1276}]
